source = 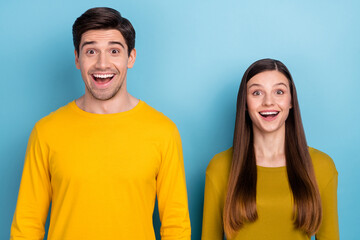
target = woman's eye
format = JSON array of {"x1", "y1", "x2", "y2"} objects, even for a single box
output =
[
  {"x1": 276, "y1": 90, "x2": 284, "y2": 95},
  {"x1": 253, "y1": 91, "x2": 261, "y2": 96}
]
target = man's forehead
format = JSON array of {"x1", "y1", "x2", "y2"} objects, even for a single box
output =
[{"x1": 80, "y1": 29, "x2": 126, "y2": 44}]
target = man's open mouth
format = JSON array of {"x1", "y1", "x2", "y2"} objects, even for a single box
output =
[
  {"x1": 92, "y1": 73, "x2": 115, "y2": 84},
  {"x1": 259, "y1": 111, "x2": 279, "y2": 119}
]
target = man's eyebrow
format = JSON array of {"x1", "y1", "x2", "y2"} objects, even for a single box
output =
[
  {"x1": 109, "y1": 41, "x2": 125, "y2": 49},
  {"x1": 80, "y1": 41, "x2": 96, "y2": 50},
  {"x1": 80, "y1": 41, "x2": 125, "y2": 50}
]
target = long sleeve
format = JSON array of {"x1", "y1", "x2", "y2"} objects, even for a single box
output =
[
  {"x1": 156, "y1": 126, "x2": 191, "y2": 240},
  {"x1": 10, "y1": 125, "x2": 52, "y2": 240},
  {"x1": 201, "y1": 172, "x2": 225, "y2": 240},
  {"x1": 315, "y1": 172, "x2": 339, "y2": 240}
]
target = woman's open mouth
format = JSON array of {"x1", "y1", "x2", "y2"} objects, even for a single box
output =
[{"x1": 259, "y1": 111, "x2": 279, "y2": 121}]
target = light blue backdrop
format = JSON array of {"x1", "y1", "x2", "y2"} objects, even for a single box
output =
[{"x1": 1, "y1": 0, "x2": 359, "y2": 239}]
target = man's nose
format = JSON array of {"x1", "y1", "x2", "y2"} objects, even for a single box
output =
[{"x1": 96, "y1": 52, "x2": 111, "y2": 69}]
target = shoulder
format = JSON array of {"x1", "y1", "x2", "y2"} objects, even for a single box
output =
[
  {"x1": 308, "y1": 147, "x2": 338, "y2": 190},
  {"x1": 309, "y1": 147, "x2": 337, "y2": 174},
  {"x1": 35, "y1": 102, "x2": 73, "y2": 133},
  {"x1": 206, "y1": 147, "x2": 233, "y2": 184},
  {"x1": 140, "y1": 101, "x2": 178, "y2": 132}
]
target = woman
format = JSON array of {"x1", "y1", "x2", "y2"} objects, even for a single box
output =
[{"x1": 202, "y1": 59, "x2": 339, "y2": 240}]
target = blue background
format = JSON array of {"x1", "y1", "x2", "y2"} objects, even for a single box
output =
[{"x1": 1, "y1": 0, "x2": 359, "y2": 239}]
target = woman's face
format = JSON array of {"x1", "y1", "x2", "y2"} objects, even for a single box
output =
[{"x1": 246, "y1": 70, "x2": 292, "y2": 135}]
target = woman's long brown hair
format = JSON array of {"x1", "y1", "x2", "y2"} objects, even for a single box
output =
[{"x1": 223, "y1": 59, "x2": 322, "y2": 238}]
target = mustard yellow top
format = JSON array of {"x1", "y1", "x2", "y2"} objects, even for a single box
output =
[
  {"x1": 202, "y1": 147, "x2": 339, "y2": 240},
  {"x1": 11, "y1": 100, "x2": 191, "y2": 240}
]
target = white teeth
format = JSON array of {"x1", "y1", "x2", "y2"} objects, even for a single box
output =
[
  {"x1": 93, "y1": 74, "x2": 114, "y2": 78},
  {"x1": 260, "y1": 111, "x2": 278, "y2": 115}
]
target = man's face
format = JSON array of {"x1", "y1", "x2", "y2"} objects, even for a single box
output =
[{"x1": 75, "y1": 29, "x2": 136, "y2": 101}]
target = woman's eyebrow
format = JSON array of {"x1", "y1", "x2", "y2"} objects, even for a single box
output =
[
  {"x1": 248, "y1": 83, "x2": 262, "y2": 89},
  {"x1": 273, "y1": 82, "x2": 289, "y2": 88}
]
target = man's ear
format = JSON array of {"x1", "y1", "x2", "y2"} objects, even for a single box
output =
[
  {"x1": 127, "y1": 48, "x2": 136, "y2": 69},
  {"x1": 75, "y1": 50, "x2": 80, "y2": 69}
]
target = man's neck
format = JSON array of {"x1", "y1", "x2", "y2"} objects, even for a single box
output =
[{"x1": 76, "y1": 92, "x2": 139, "y2": 114}]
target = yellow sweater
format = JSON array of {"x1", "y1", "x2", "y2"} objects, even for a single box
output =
[
  {"x1": 202, "y1": 147, "x2": 339, "y2": 240},
  {"x1": 11, "y1": 100, "x2": 191, "y2": 240}
]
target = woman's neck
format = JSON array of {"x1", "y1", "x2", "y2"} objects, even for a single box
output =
[{"x1": 252, "y1": 125, "x2": 286, "y2": 167}]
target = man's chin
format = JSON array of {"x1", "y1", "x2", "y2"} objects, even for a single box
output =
[{"x1": 88, "y1": 90, "x2": 119, "y2": 101}]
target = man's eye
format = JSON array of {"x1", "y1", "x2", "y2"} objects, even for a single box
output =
[
  {"x1": 111, "y1": 49, "x2": 120, "y2": 54},
  {"x1": 87, "y1": 49, "x2": 96, "y2": 54}
]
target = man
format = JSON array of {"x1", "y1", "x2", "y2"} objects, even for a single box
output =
[{"x1": 11, "y1": 7, "x2": 191, "y2": 240}]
